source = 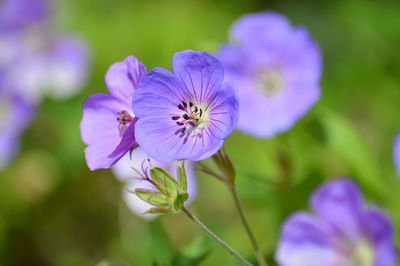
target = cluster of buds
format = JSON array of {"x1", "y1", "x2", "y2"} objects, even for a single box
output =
[{"x1": 126, "y1": 160, "x2": 189, "y2": 214}]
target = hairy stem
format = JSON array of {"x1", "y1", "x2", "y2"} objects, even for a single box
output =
[
  {"x1": 230, "y1": 187, "x2": 268, "y2": 266},
  {"x1": 181, "y1": 207, "x2": 253, "y2": 266}
]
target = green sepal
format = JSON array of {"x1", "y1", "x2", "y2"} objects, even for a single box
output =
[
  {"x1": 145, "y1": 207, "x2": 172, "y2": 214},
  {"x1": 177, "y1": 160, "x2": 188, "y2": 193},
  {"x1": 173, "y1": 192, "x2": 189, "y2": 211},
  {"x1": 150, "y1": 166, "x2": 178, "y2": 197},
  {"x1": 134, "y1": 188, "x2": 169, "y2": 208}
]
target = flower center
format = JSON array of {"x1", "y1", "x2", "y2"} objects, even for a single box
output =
[
  {"x1": 116, "y1": 110, "x2": 134, "y2": 136},
  {"x1": 171, "y1": 100, "x2": 207, "y2": 144},
  {"x1": 256, "y1": 67, "x2": 284, "y2": 97},
  {"x1": 350, "y1": 239, "x2": 375, "y2": 265},
  {"x1": 338, "y1": 238, "x2": 375, "y2": 266},
  {"x1": 0, "y1": 98, "x2": 12, "y2": 130}
]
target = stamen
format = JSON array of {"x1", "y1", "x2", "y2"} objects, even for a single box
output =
[
  {"x1": 189, "y1": 121, "x2": 196, "y2": 128},
  {"x1": 176, "y1": 122, "x2": 184, "y2": 126},
  {"x1": 183, "y1": 114, "x2": 189, "y2": 120},
  {"x1": 178, "y1": 104, "x2": 185, "y2": 111},
  {"x1": 189, "y1": 102, "x2": 193, "y2": 107},
  {"x1": 182, "y1": 101, "x2": 187, "y2": 108},
  {"x1": 171, "y1": 116, "x2": 180, "y2": 120},
  {"x1": 194, "y1": 107, "x2": 198, "y2": 113},
  {"x1": 199, "y1": 109, "x2": 203, "y2": 117}
]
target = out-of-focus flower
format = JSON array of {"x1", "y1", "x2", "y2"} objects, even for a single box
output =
[
  {"x1": 393, "y1": 133, "x2": 400, "y2": 176},
  {"x1": 0, "y1": 91, "x2": 34, "y2": 170},
  {"x1": 0, "y1": 0, "x2": 48, "y2": 32},
  {"x1": 133, "y1": 50, "x2": 238, "y2": 162},
  {"x1": 275, "y1": 178, "x2": 397, "y2": 266},
  {"x1": 112, "y1": 148, "x2": 197, "y2": 220},
  {"x1": 217, "y1": 12, "x2": 321, "y2": 138},
  {"x1": 80, "y1": 56, "x2": 146, "y2": 170},
  {"x1": 0, "y1": 0, "x2": 90, "y2": 103}
]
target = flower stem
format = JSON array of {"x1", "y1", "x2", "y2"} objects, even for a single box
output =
[
  {"x1": 229, "y1": 187, "x2": 268, "y2": 266},
  {"x1": 181, "y1": 206, "x2": 253, "y2": 266}
]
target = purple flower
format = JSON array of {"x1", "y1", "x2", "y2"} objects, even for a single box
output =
[
  {"x1": 0, "y1": 0, "x2": 48, "y2": 32},
  {"x1": 0, "y1": 0, "x2": 90, "y2": 103},
  {"x1": 0, "y1": 91, "x2": 34, "y2": 170},
  {"x1": 112, "y1": 147, "x2": 197, "y2": 220},
  {"x1": 393, "y1": 133, "x2": 400, "y2": 175},
  {"x1": 275, "y1": 178, "x2": 397, "y2": 266},
  {"x1": 217, "y1": 12, "x2": 321, "y2": 138},
  {"x1": 132, "y1": 50, "x2": 238, "y2": 162},
  {"x1": 80, "y1": 56, "x2": 146, "y2": 170}
]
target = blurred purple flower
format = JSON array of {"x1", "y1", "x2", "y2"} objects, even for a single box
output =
[
  {"x1": 0, "y1": 92, "x2": 34, "y2": 170},
  {"x1": 133, "y1": 50, "x2": 238, "y2": 162},
  {"x1": 0, "y1": 0, "x2": 90, "y2": 103},
  {"x1": 217, "y1": 12, "x2": 321, "y2": 138},
  {"x1": 112, "y1": 147, "x2": 197, "y2": 220},
  {"x1": 393, "y1": 133, "x2": 400, "y2": 175},
  {"x1": 275, "y1": 178, "x2": 397, "y2": 266},
  {"x1": 80, "y1": 56, "x2": 146, "y2": 170},
  {"x1": 0, "y1": 0, "x2": 48, "y2": 32}
]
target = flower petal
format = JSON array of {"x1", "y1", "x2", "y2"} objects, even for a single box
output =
[
  {"x1": 207, "y1": 82, "x2": 238, "y2": 139},
  {"x1": 0, "y1": 0, "x2": 48, "y2": 32},
  {"x1": 134, "y1": 116, "x2": 223, "y2": 162},
  {"x1": 275, "y1": 212, "x2": 339, "y2": 266},
  {"x1": 362, "y1": 208, "x2": 397, "y2": 265},
  {"x1": 133, "y1": 67, "x2": 186, "y2": 118},
  {"x1": 80, "y1": 93, "x2": 132, "y2": 170},
  {"x1": 311, "y1": 178, "x2": 364, "y2": 238},
  {"x1": 230, "y1": 11, "x2": 292, "y2": 54},
  {"x1": 105, "y1": 55, "x2": 146, "y2": 101},
  {"x1": 172, "y1": 50, "x2": 224, "y2": 104},
  {"x1": 46, "y1": 34, "x2": 90, "y2": 99},
  {"x1": 0, "y1": 94, "x2": 34, "y2": 170}
]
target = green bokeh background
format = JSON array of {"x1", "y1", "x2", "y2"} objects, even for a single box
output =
[{"x1": 1, "y1": 0, "x2": 400, "y2": 265}]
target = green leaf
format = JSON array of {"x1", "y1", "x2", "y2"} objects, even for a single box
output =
[
  {"x1": 321, "y1": 110, "x2": 387, "y2": 197},
  {"x1": 150, "y1": 167, "x2": 178, "y2": 196},
  {"x1": 134, "y1": 188, "x2": 169, "y2": 208}
]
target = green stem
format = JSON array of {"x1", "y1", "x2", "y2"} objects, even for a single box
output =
[
  {"x1": 230, "y1": 187, "x2": 268, "y2": 266},
  {"x1": 181, "y1": 207, "x2": 253, "y2": 266}
]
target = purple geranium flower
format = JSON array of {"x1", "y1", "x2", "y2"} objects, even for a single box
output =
[
  {"x1": 0, "y1": 91, "x2": 34, "y2": 170},
  {"x1": 0, "y1": 0, "x2": 48, "y2": 32},
  {"x1": 0, "y1": 0, "x2": 90, "y2": 103},
  {"x1": 393, "y1": 133, "x2": 400, "y2": 175},
  {"x1": 275, "y1": 178, "x2": 397, "y2": 266},
  {"x1": 80, "y1": 56, "x2": 146, "y2": 170},
  {"x1": 112, "y1": 147, "x2": 197, "y2": 220},
  {"x1": 133, "y1": 50, "x2": 238, "y2": 162},
  {"x1": 217, "y1": 12, "x2": 321, "y2": 138}
]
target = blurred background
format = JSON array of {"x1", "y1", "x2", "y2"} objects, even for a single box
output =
[{"x1": 1, "y1": 0, "x2": 400, "y2": 265}]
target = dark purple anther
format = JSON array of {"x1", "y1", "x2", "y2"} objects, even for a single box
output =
[
  {"x1": 175, "y1": 128, "x2": 182, "y2": 135},
  {"x1": 183, "y1": 114, "x2": 189, "y2": 120},
  {"x1": 178, "y1": 104, "x2": 185, "y2": 111},
  {"x1": 181, "y1": 127, "x2": 186, "y2": 133},
  {"x1": 199, "y1": 109, "x2": 203, "y2": 117},
  {"x1": 189, "y1": 121, "x2": 196, "y2": 127},
  {"x1": 176, "y1": 122, "x2": 184, "y2": 126},
  {"x1": 189, "y1": 102, "x2": 193, "y2": 108},
  {"x1": 194, "y1": 107, "x2": 198, "y2": 113},
  {"x1": 182, "y1": 101, "x2": 187, "y2": 108},
  {"x1": 172, "y1": 116, "x2": 180, "y2": 120}
]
